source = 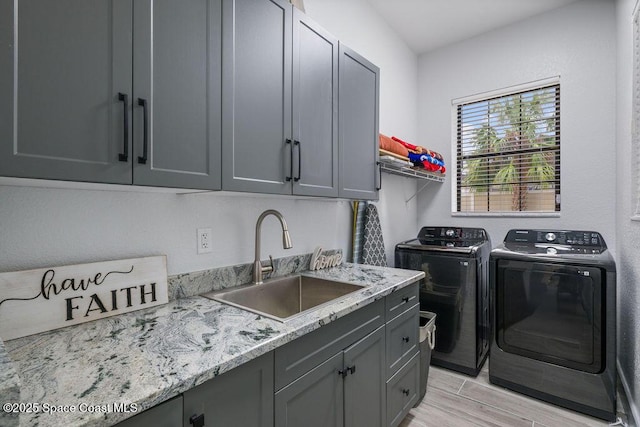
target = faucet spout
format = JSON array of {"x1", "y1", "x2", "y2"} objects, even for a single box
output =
[{"x1": 253, "y1": 209, "x2": 293, "y2": 284}]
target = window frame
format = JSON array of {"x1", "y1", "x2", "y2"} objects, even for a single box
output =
[
  {"x1": 450, "y1": 77, "x2": 561, "y2": 217},
  {"x1": 632, "y1": 5, "x2": 640, "y2": 220}
]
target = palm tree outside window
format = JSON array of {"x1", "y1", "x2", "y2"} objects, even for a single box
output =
[{"x1": 455, "y1": 83, "x2": 560, "y2": 213}]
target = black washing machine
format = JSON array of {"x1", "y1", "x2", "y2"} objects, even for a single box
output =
[
  {"x1": 395, "y1": 226, "x2": 491, "y2": 376},
  {"x1": 489, "y1": 229, "x2": 616, "y2": 421}
]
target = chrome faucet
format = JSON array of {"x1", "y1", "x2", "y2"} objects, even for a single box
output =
[{"x1": 253, "y1": 209, "x2": 292, "y2": 284}]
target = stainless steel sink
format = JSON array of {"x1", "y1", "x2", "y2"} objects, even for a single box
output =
[{"x1": 202, "y1": 275, "x2": 364, "y2": 322}]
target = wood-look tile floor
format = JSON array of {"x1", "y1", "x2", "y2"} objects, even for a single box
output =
[{"x1": 400, "y1": 363, "x2": 628, "y2": 427}]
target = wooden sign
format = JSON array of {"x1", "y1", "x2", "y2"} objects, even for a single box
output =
[
  {"x1": 310, "y1": 247, "x2": 343, "y2": 271},
  {"x1": 0, "y1": 256, "x2": 168, "y2": 341}
]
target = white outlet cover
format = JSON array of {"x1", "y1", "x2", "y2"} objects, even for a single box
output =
[{"x1": 197, "y1": 228, "x2": 212, "y2": 254}]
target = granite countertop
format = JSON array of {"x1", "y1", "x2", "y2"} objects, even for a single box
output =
[{"x1": 1, "y1": 263, "x2": 423, "y2": 427}]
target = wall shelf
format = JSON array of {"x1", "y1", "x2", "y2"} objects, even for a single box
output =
[
  {"x1": 378, "y1": 158, "x2": 445, "y2": 183},
  {"x1": 378, "y1": 157, "x2": 445, "y2": 203}
]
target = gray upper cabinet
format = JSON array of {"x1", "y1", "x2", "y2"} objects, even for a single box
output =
[
  {"x1": 338, "y1": 43, "x2": 380, "y2": 200},
  {"x1": 292, "y1": 9, "x2": 339, "y2": 197},
  {"x1": 222, "y1": 0, "x2": 292, "y2": 195},
  {"x1": 222, "y1": 0, "x2": 340, "y2": 197},
  {"x1": 0, "y1": 0, "x2": 133, "y2": 184},
  {"x1": 132, "y1": 0, "x2": 222, "y2": 190},
  {"x1": 0, "y1": 0, "x2": 222, "y2": 190}
]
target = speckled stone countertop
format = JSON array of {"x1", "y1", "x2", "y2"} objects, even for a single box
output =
[{"x1": 1, "y1": 263, "x2": 423, "y2": 427}]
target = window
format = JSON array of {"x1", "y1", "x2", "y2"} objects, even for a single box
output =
[
  {"x1": 454, "y1": 82, "x2": 560, "y2": 214},
  {"x1": 633, "y1": 7, "x2": 640, "y2": 216}
]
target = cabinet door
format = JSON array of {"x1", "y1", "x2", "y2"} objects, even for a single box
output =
[
  {"x1": 183, "y1": 351, "x2": 274, "y2": 427},
  {"x1": 291, "y1": 10, "x2": 338, "y2": 197},
  {"x1": 344, "y1": 326, "x2": 386, "y2": 427},
  {"x1": 386, "y1": 354, "x2": 419, "y2": 427},
  {"x1": 338, "y1": 44, "x2": 379, "y2": 200},
  {"x1": 275, "y1": 352, "x2": 344, "y2": 427},
  {"x1": 386, "y1": 304, "x2": 419, "y2": 379},
  {"x1": 132, "y1": 0, "x2": 221, "y2": 190},
  {"x1": 0, "y1": 0, "x2": 132, "y2": 184},
  {"x1": 222, "y1": 0, "x2": 292, "y2": 195},
  {"x1": 114, "y1": 396, "x2": 182, "y2": 427}
]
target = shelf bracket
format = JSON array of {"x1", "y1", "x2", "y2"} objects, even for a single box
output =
[{"x1": 405, "y1": 181, "x2": 432, "y2": 204}]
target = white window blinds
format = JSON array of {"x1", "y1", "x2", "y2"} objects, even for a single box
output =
[
  {"x1": 633, "y1": 6, "x2": 640, "y2": 216},
  {"x1": 455, "y1": 84, "x2": 560, "y2": 213}
]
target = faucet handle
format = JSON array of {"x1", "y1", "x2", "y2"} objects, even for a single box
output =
[{"x1": 261, "y1": 255, "x2": 275, "y2": 278}]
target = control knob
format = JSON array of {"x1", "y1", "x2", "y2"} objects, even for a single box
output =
[{"x1": 545, "y1": 232, "x2": 556, "y2": 242}]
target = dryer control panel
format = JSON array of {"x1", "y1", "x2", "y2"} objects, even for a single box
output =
[{"x1": 504, "y1": 229, "x2": 607, "y2": 254}]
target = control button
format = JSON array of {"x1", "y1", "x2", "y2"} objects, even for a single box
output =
[
  {"x1": 546, "y1": 247, "x2": 557, "y2": 254},
  {"x1": 446, "y1": 229, "x2": 455, "y2": 237},
  {"x1": 545, "y1": 232, "x2": 556, "y2": 242}
]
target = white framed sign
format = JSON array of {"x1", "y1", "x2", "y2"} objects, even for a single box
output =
[{"x1": 0, "y1": 256, "x2": 168, "y2": 341}]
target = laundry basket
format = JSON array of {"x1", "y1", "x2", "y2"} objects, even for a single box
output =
[{"x1": 415, "y1": 311, "x2": 436, "y2": 406}]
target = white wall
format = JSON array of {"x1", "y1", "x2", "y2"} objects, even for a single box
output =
[
  {"x1": 0, "y1": 0, "x2": 418, "y2": 275},
  {"x1": 616, "y1": 0, "x2": 640, "y2": 422},
  {"x1": 415, "y1": 0, "x2": 617, "y2": 251}
]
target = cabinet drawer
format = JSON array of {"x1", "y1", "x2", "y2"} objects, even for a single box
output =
[
  {"x1": 114, "y1": 395, "x2": 182, "y2": 427},
  {"x1": 386, "y1": 353, "x2": 419, "y2": 427},
  {"x1": 385, "y1": 283, "x2": 418, "y2": 321},
  {"x1": 275, "y1": 298, "x2": 384, "y2": 390},
  {"x1": 385, "y1": 303, "x2": 419, "y2": 379}
]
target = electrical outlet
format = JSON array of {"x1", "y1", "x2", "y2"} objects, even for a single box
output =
[{"x1": 197, "y1": 228, "x2": 212, "y2": 254}]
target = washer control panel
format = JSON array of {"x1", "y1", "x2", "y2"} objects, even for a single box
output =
[{"x1": 419, "y1": 227, "x2": 487, "y2": 241}]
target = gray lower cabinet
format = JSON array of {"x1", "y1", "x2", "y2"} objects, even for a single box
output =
[
  {"x1": 183, "y1": 351, "x2": 274, "y2": 427},
  {"x1": 343, "y1": 326, "x2": 387, "y2": 427},
  {"x1": 222, "y1": 0, "x2": 339, "y2": 197},
  {"x1": 113, "y1": 285, "x2": 420, "y2": 427},
  {"x1": 0, "y1": 0, "x2": 221, "y2": 190},
  {"x1": 338, "y1": 44, "x2": 380, "y2": 200},
  {"x1": 384, "y1": 283, "x2": 420, "y2": 427},
  {"x1": 275, "y1": 351, "x2": 344, "y2": 427},
  {"x1": 275, "y1": 326, "x2": 386, "y2": 427},
  {"x1": 386, "y1": 353, "x2": 419, "y2": 427},
  {"x1": 114, "y1": 395, "x2": 183, "y2": 427}
]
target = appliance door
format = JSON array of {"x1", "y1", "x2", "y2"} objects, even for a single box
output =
[
  {"x1": 495, "y1": 259, "x2": 603, "y2": 373},
  {"x1": 396, "y1": 249, "x2": 477, "y2": 363}
]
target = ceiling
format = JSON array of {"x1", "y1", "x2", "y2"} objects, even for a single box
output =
[{"x1": 366, "y1": 0, "x2": 582, "y2": 54}]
